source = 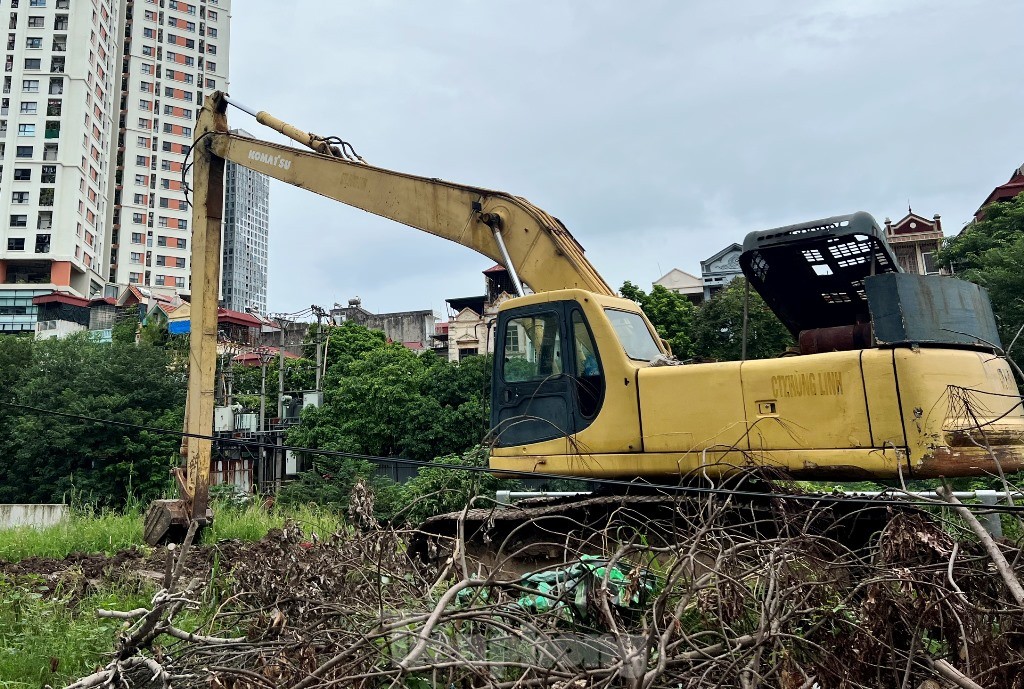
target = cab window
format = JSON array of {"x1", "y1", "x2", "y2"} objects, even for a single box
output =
[
  {"x1": 502, "y1": 312, "x2": 563, "y2": 382},
  {"x1": 572, "y1": 310, "x2": 604, "y2": 418},
  {"x1": 604, "y1": 308, "x2": 661, "y2": 361}
]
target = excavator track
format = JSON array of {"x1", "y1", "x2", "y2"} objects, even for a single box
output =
[{"x1": 410, "y1": 488, "x2": 906, "y2": 576}]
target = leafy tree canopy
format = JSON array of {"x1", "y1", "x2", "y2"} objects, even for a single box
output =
[
  {"x1": 620, "y1": 278, "x2": 793, "y2": 362},
  {"x1": 0, "y1": 334, "x2": 185, "y2": 506},
  {"x1": 936, "y1": 194, "x2": 1024, "y2": 344}
]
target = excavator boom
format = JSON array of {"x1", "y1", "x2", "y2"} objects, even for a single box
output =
[{"x1": 145, "y1": 92, "x2": 616, "y2": 544}]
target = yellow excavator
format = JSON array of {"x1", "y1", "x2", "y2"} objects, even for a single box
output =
[{"x1": 144, "y1": 92, "x2": 1024, "y2": 545}]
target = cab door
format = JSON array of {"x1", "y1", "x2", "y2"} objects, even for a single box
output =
[{"x1": 491, "y1": 304, "x2": 573, "y2": 447}]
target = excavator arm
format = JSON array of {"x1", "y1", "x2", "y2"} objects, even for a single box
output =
[{"x1": 144, "y1": 91, "x2": 614, "y2": 544}]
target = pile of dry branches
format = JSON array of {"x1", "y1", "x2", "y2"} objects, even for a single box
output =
[{"x1": 67, "y1": 486, "x2": 1024, "y2": 689}]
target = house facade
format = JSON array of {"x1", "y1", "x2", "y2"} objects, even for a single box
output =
[
  {"x1": 883, "y1": 212, "x2": 944, "y2": 275},
  {"x1": 653, "y1": 268, "x2": 703, "y2": 304}
]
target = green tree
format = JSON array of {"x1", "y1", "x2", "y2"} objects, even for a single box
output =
[
  {"x1": 690, "y1": 278, "x2": 794, "y2": 361},
  {"x1": 0, "y1": 335, "x2": 185, "y2": 506},
  {"x1": 280, "y1": 324, "x2": 492, "y2": 517},
  {"x1": 936, "y1": 194, "x2": 1024, "y2": 344},
  {"x1": 619, "y1": 281, "x2": 696, "y2": 358}
]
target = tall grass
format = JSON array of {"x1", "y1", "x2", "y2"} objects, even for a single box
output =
[
  {"x1": 0, "y1": 501, "x2": 346, "y2": 563},
  {"x1": 202, "y1": 501, "x2": 345, "y2": 543},
  {"x1": 0, "y1": 576, "x2": 154, "y2": 688},
  {"x1": 0, "y1": 510, "x2": 143, "y2": 563}
]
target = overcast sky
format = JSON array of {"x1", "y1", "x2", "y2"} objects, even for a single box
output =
[{"x1": 227, "y1": 0, "x2": 1024, "y2": 319}]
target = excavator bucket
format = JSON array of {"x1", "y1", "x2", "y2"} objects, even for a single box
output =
[
  {"x1": 143, "y1": 499, "x2": 191, "y2": 546},
  {"x1": 143, "y1": 499, "x2": 214, "y2": 546}
]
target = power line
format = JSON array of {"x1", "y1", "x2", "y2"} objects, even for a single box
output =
[{"x1": 2, "y1": 400, "x2": 1022, "y2": 513}]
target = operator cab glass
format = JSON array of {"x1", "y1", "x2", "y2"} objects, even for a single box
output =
[
  {"x1": 491, "y1": 301, "x2": 605, "y2": 446},
  {"x1": 604, "y1": 308, "x2": 661, "y2": 361}
]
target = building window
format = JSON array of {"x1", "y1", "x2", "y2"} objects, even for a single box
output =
[
  {"x1": 27, "y1": 16, "x2": 43, "y2": 28},
  {"x1": 132, "y1": 212, "x2": 144, "y2": 224},
  {"x1": 34, "y1": 233, "x2": 50, "y2": 253},
  {"x1": 15, "y1": 145, "x2": 32, "y2": 157},
  {"x1": 133, "y1": 193, "x2": 146, "y2": 204},
  {"x1": 17, "y1": 123, "x2": 34, "y2": 136},
  {"x1": 157, "y1": 235, "x2": 167, "y2": 246},
  {"x1": 19, "y1": 101, "x2": 36, "y2": 114},
  {"x1": 175, "y1": 276, "x2": 185, "y2": 288},
  {"x1": 130, "y1": 252, "x2": 142, "y2": 264},
  {"x1": 206, "y1": 44, "x2": 216, "y2": 55},
  {"x1": 22, "y1": 79, "x2": 39, "y2": 92},
  {"x1": 922, "y1": 251, "x2": 939, "y2": 275},
  {"x1": 134, "y1": 174, "x2": 146, "y2": 185},
  {"x1": 11, "y1": 191, "x2": 28, "y2": 203},
  {"x1": 13, "y1": 168, "x2": 30, "y2": 180},
  {"x1": 138, "y1": 118, "x2": 151, "y2": 129},
  {"x1": 29, "y1": 0, "x2": 46, "y2": 7},
  {"x1": 207, "y1": 61, "x2": 217, "y2": 72},
  {"x1": 139, "y1": 99, "x2": 151, "y2": 111},
  {"x1": 6, "y1": 237, "x2": 24, "y2": 250},
  {"x1": 40, "y1": 164, "x2": 54, "y2": 182},
  {"x1": 207, "y1": 27, "x2": 217, "y2": 37},
  {"x1": 9, "y1": 214, "x2": 27, "y2": 227},
  {"x1": 208, "y1": 10, "x2": 218, "y2": 20},
  {"x1": 141, "y1": 63, "x2": 153, "y2": 75},
  {"x1": 176, "y1": 218, "x2": 187, "y2": 230},
  {"x1": 131, "y1": 232, "x2": 143, "y2": 244},
  {"x1": 142, "y1": 45, "x2": 153, "y2": 57},
  {"x1": 135, "y1": 155, "x2": 147, "y2": 166},
  {"x1": 25, "y1": 37, "x2": 42, "y2": 49},
  {"x1": 205, "y1": 78, "x2": 215, "y2": 89},
  {"x1": 23, "y1": 58, "x2": 41, "y2": 70}
]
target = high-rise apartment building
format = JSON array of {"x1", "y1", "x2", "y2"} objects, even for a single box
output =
[
  {"x1": 0, "y1": 0, "x2": 232, "y2": 334},
  {"x1": 222, "y1": 130, "x2": 269, "y2": 313},
  {"x1": 108, "y1": 0, "x2": 230, "y2": 292},
  {"x1": 0, "y1": 0, "x2": 120, "y2": 333}
]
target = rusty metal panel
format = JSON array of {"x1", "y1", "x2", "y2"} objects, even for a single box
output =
[{"x1": 865, "y1": 273, "x2": 1001, "y2": 349}]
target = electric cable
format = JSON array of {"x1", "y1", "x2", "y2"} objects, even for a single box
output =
[{"x1": 3, "y1": 400, "x2": 1023, "y2": 513}]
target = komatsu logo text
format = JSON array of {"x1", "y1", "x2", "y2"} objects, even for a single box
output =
[
  {"x1": 247, "y1": 149, "x2": 291, "y2": 171},
  {"x1": 771, "y1": 371, "x2": 843, "y2": 398}
]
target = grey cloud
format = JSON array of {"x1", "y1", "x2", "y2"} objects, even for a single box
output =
[{"x1": 228, "y1": 0, "x2": 1023, "y2": 315}]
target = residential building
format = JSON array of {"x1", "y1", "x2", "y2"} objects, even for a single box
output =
[
  {"x1": 442, "y1": 264, "x2": 516, "y2": 361},
  {"x1": 0, "y1": 0, "x2": 121, "y2": 333},
  {"x1": 330, "y1": 296, "x2": 438, "y2": 351},
  {"x1": 222, "y1": 129, "x2": 269, "y2": 313},
  {"x1": 883, "y1": 211, "x2": 943, "y2": 275},
  {"x1": 700, "y1": 243, "x2": 743, "y2": 301},
  {"x1": 975, "y1": 162, "x2": 1024, "y2": 221},
  {"x1": 108, "y1": 0, "x2": 231, "y2": 293},
  {"x1": 653, "y1": 268, "x2": 703, "y2": 304}
]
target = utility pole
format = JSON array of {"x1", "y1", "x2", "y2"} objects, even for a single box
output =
[
  {"x1": 310, "y1": 304, "x2": 328, "y2": 392},
  {"x1": 274, "y1": 315, "x2": 287, "y2": 419},
  {"x1": 272, "y1": 314, "x2": 289, "y2": 493},
  {"x1": 255, "y1": 346, "x2": 274, "y2": 493}
]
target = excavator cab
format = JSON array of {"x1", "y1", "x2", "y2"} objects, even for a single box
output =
[{"x1": 489, "y1": 292, "x2": 665, "y2": 452}]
